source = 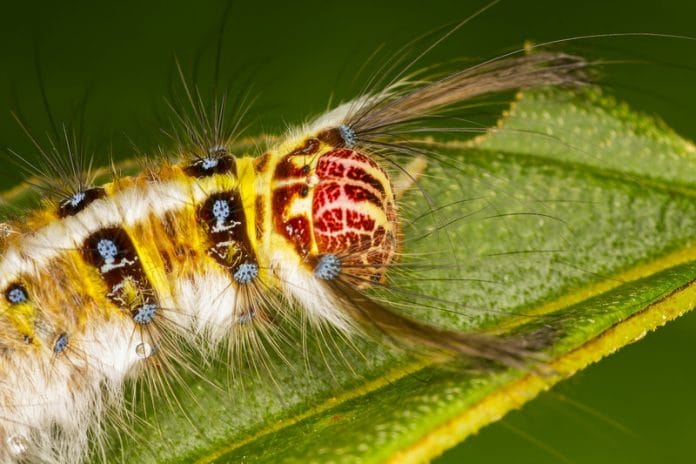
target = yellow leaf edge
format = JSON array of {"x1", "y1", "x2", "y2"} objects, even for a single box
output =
[{"x1": 388, "y1": 252, "x2": 696, "y2": 464}]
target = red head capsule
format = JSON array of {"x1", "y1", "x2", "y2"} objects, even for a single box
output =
[{"x1": 312, "y1": 148, "x2": 397, "y2": 283}]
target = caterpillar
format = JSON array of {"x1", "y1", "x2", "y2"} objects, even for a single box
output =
[{"x1": 0, "y1": 1, "x2": 694, "y2": 463}]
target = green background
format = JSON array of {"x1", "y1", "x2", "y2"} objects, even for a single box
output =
[{"x1": 0, "y1": 1, "x2": 694, "y2": 462}]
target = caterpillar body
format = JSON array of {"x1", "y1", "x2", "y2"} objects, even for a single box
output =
[{"x1": 0, "y1": 43, "x2": 594, "y2": 462}]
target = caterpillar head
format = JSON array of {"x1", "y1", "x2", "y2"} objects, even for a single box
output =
[{"x1": 311, "y1": 148, "x2": 398, "y2": 285}]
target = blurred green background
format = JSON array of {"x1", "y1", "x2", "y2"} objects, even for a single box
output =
[{"x1": 0, "y1": 1, "x2": 695, "y2": 462}]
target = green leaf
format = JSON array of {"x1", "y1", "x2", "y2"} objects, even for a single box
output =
[
  {"x1": 2, "y1": 84, "x2": 693, "y2": 462},
  {"x1": 74, "y1": 87, "x2": 692, "y2": 463}
]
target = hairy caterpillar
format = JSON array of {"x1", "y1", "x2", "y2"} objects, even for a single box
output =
[{"x1": 0, "y1": 0, "x2": 692, "y2": 464}]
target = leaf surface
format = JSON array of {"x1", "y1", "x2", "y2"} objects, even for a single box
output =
[
  {"x1": 6, "y1": 88, "x2": 695, "y2": 463},
  {"x1": 134, "y1": 87, "x2": 696, "y2": 463}
]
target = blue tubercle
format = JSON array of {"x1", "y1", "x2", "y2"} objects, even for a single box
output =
[
  {"x1": 133, "y1": 303, "x2": 157, "y2": 325},
  {"x1": 338, "y1": 124, "x2": 357, "y2": 148},
  {"x1": 53, "y1": 334, "x2": 69, "y2": 353},
  {"x1": 234, "y1": 262, "x2": 259, "y2": 284},
  {"x1": 201, "y1": 157, "x2": 219, "y2": 170},
  {"x1": 314, "y1": 254, "x2": 341, "y2": 280},
  {"x1": 66, "y1": 191, "x2": 86, "y2": 208},
  {"x1": 212, "y1": 199, "x2": 231, "y2": 222},
  {"x1": 97, "y1": 239, "x2": 119, "y2": 264},
  {"x1": 7, "y1": 286, "x2": 28, "y2": 304}
]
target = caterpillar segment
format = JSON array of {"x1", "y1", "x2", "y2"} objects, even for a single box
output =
[
  {"x1": 0, "y1": 48, "x2": 592, "y2": 462},
  {"x1": 0, "y1": 133, "x2": 366, "y2": 460},
  {"x1": 260, "y1": 125, "x2": 534, "y2": 364}
]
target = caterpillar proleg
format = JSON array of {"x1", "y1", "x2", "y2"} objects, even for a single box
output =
[{"x1": 0, "y1": 1, "x2": 695, "y2": 463}]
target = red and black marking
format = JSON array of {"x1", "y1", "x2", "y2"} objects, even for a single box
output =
[
  {"x1": 57, "y1": 187, "x2": 106, "y2": 218},
  {"x1": 289, "y1": 138, "x2": 320, "y2": 157},
  {"x1": 198, "y1": 190, "x2": 258, "y2": 280},
  {"x1": 271, "y1": 142, "x2": 322, "y2": 257},
  {"x1": 274, "y1": 158, "x2": 309, "y2": 179},
  {"x1": 272, "y1": 184, "x2": 312, "y2": 256},
  {"x1": 311, "y1": 149, "x2": 396, "y2": 282}
]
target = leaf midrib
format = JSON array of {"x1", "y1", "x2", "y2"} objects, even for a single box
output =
[{"x1": 189, "y1": 242, "x2": 696, "y2": 464}]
